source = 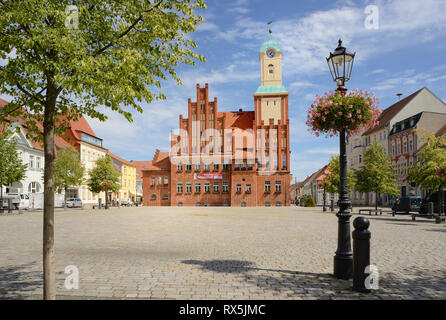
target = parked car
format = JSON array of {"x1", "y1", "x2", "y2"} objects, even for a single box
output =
[
  {"x1": 121, "y1": 198, "x2": 133, "y2": 206},
  {"x1": 392, "y1": 196, "x2": 422, "y2": 214},
  {"x1": 419, "y1": 190, "x2": 446, "y2": 215},
  {"x1": 66, "y1": 198, "x2": 82, "y2": 208},
  {"x1": 0, "y1": 193, "x2": 30, "y2": 209}
]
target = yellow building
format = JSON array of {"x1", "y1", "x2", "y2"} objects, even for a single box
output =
[{"x1": 108, "y1": 151, "x2": 137, "y2": 203}]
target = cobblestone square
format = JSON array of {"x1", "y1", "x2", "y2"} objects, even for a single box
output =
[{"x1": 0, "y1": 206, "x2": 445, "y2": 299}]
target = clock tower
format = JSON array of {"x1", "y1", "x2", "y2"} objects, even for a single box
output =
[
  {"x1": 254, "y1": 38, "x2": 289, "y2": 127},
  {"x1": 259, "y1": 42, "x2": 282, "y2": 86}
]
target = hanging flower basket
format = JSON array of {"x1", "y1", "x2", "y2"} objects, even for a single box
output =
[{"x1": 306, "y1": 88, "x2": 381, "y2": 137}]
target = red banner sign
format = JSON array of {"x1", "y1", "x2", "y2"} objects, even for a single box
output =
[{"x1": 194, "y1": 173, "x2": 223, "y2": 180}]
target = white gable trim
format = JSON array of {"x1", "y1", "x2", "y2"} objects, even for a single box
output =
[{"x1": 6, "y1": 122, "x2": 35, "y2": 149}]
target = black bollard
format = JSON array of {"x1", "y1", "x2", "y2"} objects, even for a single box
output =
[
  {"x1": 0, "y1": 199, "x2": 3, "y2": 214},
  {"x1": 428, "y1": 202, "x2": 434, "y2": 215},
  {"x1": 330, "y1": 200, "x2": 334, "y2": 212},
  {"x1": 352, "y1": 216, "x2": 371, "y2": 293},
  {"x1": 98, "y1": 198, "x2": 102, "y2": 209}
]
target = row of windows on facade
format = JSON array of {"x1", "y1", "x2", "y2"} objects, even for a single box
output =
[
  {"x1": 175, "y1": 181, "x2": 282, "y2": 193},
  {"x1": 363, "y1": 131, "x2": 387, "y2": 147},
  {"x1": 82, "y1": 150, "x2": 103, "y2": 162},
  {"x1": 175, "y1": 201, "x2": 283, "y2": 207},
  {"x1": 19, "y1": 153, "x2": 42, "y2": 170},
  {"x1": 391, "y1": 136, "x2": 416, "y2": 157},
  {"x1": 122, "y1": 178, "x2": 135, "y2": 188},
  {"x1": 179, "y1": 136, "x2": 287, "y2": 153},
  {"x1": 393, "y1": 157, "x2": 416, "y2": 176},
  {"x1": 176, "y1": 157, "x2": 287, "y2": 171}
]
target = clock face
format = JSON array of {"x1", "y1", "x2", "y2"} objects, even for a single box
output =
[{"x1": 266, "y1": 49, "x2": 275, "y2": 58}]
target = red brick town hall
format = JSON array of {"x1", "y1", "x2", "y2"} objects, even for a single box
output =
[{"x1": 142, "y1": 39, "x2": 291, "y2": 207}]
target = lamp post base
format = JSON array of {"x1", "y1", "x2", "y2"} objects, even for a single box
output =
[{"x1": 334, "y1": 255, "x2": 353, "y2": 280}]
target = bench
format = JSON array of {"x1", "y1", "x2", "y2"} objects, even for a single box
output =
[{"x1": 359, "y1": 209, "x2": 382, "y2": 216}]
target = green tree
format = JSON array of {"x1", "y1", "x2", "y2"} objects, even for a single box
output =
[
  {"x1": 0, "y1": 132, "x2": 28, "y2": 206},
  {"x1": 0, "y1": 0, "x2": 205, "y2": 299},
  {"x1": 87, "y1": 155, "x2": 120, "y2": 207},
  {"x1": 54, "y1": 147, "x2": 85, "y2": 210},
  {"x1": 324, "y1": 154, "x2": 355, "y2": 195},
  {"x1": 407, "y1": 130, "x2": 446, "y2": 214},
  {"x1": 354, "y1": 142, "x2": 399, "y2": 210}
]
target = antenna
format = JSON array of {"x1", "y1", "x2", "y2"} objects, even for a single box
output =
[{"x1": 396, "y1": 93, "x2": 402, "y2": 100}]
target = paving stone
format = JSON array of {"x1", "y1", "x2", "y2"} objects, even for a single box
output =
[{"x1": 1, "y1": 206, "x2": 445, "y2": 300}]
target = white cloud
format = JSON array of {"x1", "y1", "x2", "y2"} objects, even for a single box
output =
[
  {"x1": 227, "y1": 7, "x2": 250, "y2": 14},
  {"x1": 290, "y1": 81, "x2": 315, "y2": 88},
  {"x1": 370, "y1": 69, "x2": 445, "y2": 91},
  {"x1": 371, "y1": 69, "x2": 386, "y2": 74},
  {"x1": 306, "y1": 147, "x2": 339, "y2": 155},
  {"x1": 210, "y1": 0, "x2": 446, "y2": 77}
]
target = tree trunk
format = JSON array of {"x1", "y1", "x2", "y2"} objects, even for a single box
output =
[
  {"x1": 64, "y1": 186, "x2": 67, "y2": 211},
  {"x1": 375, "y1": 192, "x2": 378, "y2": 211},
  {"x1": 438, "y1": 188, "x2": 442, "y2": 215},
  {"x1": 43, "y1": 85, "x2": 57, "y2": 300},
  {"x1": 0, "y1": 181, "x2": 3, "y2": 213}
]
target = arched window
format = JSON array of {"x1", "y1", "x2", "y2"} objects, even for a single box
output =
[
  {"x1": 241, "y1": 202, "x2": 247, "y2": 207},
  {"x1": 178, "y1": 202, "x2": 183, "y2": 207},
  {"x1": 151, "y1": 194, "x2": 156, "y2": 200},
  {"x1": 265, "y1": 201, "x2": 271, "y2": 207},
  {"x1": 268, "y1": 64, "x2": 274, "y2": 74},
  {"x1": 162, "y1": 194, "x2": 168, "y2": 200},
  {"x1": 195, "y1": 202, "x2": 201, "y2": 207},
  {"x1": 276, "y1": 201, "x2": 282, "y2": 207},
  {"x1": 28, "y1": 182, "x2": 41, "y2": 193}
]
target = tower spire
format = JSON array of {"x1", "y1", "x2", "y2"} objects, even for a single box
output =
[{"x1": 267, "y1": 21, "x2": 273, "y2": 40}]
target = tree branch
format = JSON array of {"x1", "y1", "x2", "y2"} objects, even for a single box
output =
[
  {"x1": 92, "y1": 0, "x2": 164, "y2": 58},
  {"x1": 16, "y1": 84, "x2": 47, "y2": 106}
]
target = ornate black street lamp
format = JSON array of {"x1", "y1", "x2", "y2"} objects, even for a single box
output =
[{"x1": 326, "y1": 39, "x2": 356, "y2": 279}]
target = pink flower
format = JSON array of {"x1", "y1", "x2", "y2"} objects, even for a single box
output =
[
  {"x1": 338, "y1": 111, "x2": 343, "y2": 116},
  {"x1": 331, "y1": 121, "x2": 335, "y2": 125}
]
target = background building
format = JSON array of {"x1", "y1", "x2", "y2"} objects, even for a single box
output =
[
  {"x1": 109, "y1": 151, "x2": 137, "y2": 203},
  {"x1": 347, "y1": 87, "x2": 446, "y2": 205},
  {"x1": 1, "y1": 97, "x2": 137, "y2": 208}
]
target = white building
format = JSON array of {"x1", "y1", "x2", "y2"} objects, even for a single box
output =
[{"x1": 2, "y1": 122, "x2": 44, "y2": 196}]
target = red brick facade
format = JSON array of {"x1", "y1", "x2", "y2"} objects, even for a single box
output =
[{"x1": 142, "y1": 83, "x2": 291, "y2": 207}]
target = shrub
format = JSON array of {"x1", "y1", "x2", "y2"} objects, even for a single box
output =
[{"x1": 305, "y1": 197, "x2": 316, "y2": 207}]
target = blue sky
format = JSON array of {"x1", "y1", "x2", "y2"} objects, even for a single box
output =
[{"x1": 3, "y1": 0, "x2": 446, "y2": 181}]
